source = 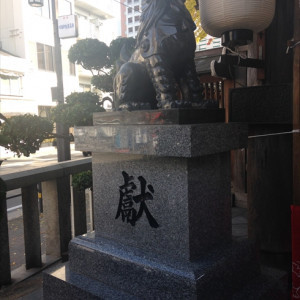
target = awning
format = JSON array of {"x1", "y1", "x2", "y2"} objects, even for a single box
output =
[
  {"x1": 0, "y1": 51, "x2": 27, "y2": 75},
  {"x1": 0, "y1": 70, "x2": 24, "y2": 78}
]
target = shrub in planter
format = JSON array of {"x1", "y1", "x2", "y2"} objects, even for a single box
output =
[{"x1": 72, "y1": 170, "x2": 93, "y2": 191}]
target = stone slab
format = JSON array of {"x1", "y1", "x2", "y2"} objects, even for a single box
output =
[
  {"x1": 44, "y1": 262, "x2": 288, "y2": 300},
  {"x1": 93, "y1": 108, "x2": 225, "y2": 125},
  {"x1": 43, "y1": 264, "x2": 137, "y2": 300},
  {"x1": 74, "y1": 123, "x2": 247, "y2": 157},
  {"x1": 65, "y1": 233, "x2": 260, "y2": 300},
  {"x1": 92, "y1": 152, "x2": 231, "y2": 261}
]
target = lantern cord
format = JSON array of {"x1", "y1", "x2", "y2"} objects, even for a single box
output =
[
  {"x1": 286, "y1": 41, "x2": 300, "y2": 54},
  {"x1": 224, "y1": 47, "x2": 247, "y2": 60},
  {"x1": 290, "y1": 41, "x2": 300, "y2": 48}
]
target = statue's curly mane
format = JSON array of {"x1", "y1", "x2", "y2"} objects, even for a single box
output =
[
  {"x1": 136, "y1": 0, "x2": 170, "y2": 45},
  {"x1": 137, "y1": 0, "x2": 194, "y2": 46}
]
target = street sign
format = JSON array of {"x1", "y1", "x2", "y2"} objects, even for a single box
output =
[{"x1": 58, "y1": 15, "x2": 78, "y2": 39}]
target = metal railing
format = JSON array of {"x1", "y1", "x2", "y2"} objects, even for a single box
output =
[{"x1": 0, "y1": 158, "x2": 92, "y2": 287}]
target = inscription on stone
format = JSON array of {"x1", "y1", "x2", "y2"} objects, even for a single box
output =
[{"x1": 116, "y1": 171, "x2": 159, "y2": 228}]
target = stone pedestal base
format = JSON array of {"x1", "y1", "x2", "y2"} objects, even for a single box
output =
[
  {"x1": 43, "y1": 110, "x2": 288, "y2": 299},
  {"x1": 44, "y1": 233, "x2": 288, "y2": 300}
]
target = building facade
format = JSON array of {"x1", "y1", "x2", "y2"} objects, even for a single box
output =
[
  {"x1": 120, "y1": 0, "x2": 141, "y2": 38},
  {"x1": 74, "y1": 0, "x2": 120, "y2": 95},
  {"x1": 0, "y1": 0, "x2": 120, "y2": 118}
]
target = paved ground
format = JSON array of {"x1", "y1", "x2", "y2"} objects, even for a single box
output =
[
  {"x1": 0, "y1": 207, "x2": 249, "y2": 299},
  {"x1": 8, "y1": 213, "x2": 46, "y2": 272}
]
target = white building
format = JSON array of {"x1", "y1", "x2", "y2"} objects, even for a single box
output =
[
  {"x1": 0, "y1": 0, "x2": 120, "y2": 118},
  {"x1": 119, "y1": 0, "x2": 221, "y2": 51},
  {"x1": 196, "y1": 35, "x2": 222, "y2": 51},
  {"x1": 120, "y1": 0, "x2": 141, "y2": 38},
  {"x1": 74, "y1": 0, "x2": 120, "y2": 94}
]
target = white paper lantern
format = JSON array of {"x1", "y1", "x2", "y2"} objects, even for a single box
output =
[{"x1": 199, "y1": 0, "x2": 276, "y2": 44}]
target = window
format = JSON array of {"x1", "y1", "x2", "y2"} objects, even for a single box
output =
[
  {"x1": 69, "y1": 62, "x2": 76, "y2": 76},
  {"x1": 134, "y1": 5, "x2": 139, "y2": 12},
  {"x1": 58, "y1": 0, "x2": 72, "y2": 16},
  {"x1": 128, "y1": 7, "x2": 132, "y2": 13},
  {"x1": 36, "y1": 43, "x2": 55, "y2": 71},
  {"x1": 135, "y1": 26, "x2": 139, "y2": 32},
  {"x1": 128, "y1": 17, "x2": 133, "y2": 23},
  {"x1": 38, "y1": 106, "x2": 52, "y2": 118},
  {"x1": 34, "y1": 0, "x2": 51, "y2": 19},
  {"x1": 128, "y1": 27, "x2": 133, "y2": 33},
  {"x1": 134, "y1": 15, "x2": 140, "y2": 22},
  {"x1": 79, "y1": 84, "x2": 91, "y2": 92},
  {"x1": 127, "y1": 0, "x2": 132, "y2": 3},
  {"x1": 0, "y1": 75, "x2": 23, "y2": 96}
]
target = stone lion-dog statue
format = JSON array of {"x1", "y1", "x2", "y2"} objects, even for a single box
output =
[{"x1": 114, "y1": 0, "x2": 207, "y2": 110}]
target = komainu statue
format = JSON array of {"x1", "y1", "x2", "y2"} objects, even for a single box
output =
[{"x1": 114, "y1": 0, "x2": 206, "y2": 110}]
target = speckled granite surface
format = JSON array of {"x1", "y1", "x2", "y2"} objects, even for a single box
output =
[{"x1": 43, "y1": 111, "x2": 288, "y2": 299}]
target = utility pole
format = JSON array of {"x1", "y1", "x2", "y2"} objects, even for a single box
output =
[
  {"x1": 50, "y1": 0, "x2": 72, "y2": 260},
  {"x1": 28, "y1": 0, "x2": 72, "y2": 261},
  {"x1": 50, "y1": 0, "x2": 71, "y2": 162}
]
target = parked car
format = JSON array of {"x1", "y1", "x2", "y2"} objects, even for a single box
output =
[{"x1": 82, "y1": 151, "x2": 92, "y2": 157}]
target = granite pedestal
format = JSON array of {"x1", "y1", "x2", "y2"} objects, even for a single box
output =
[{"x1": 43, "y1": 109, "x2": 286, "y2": 299}]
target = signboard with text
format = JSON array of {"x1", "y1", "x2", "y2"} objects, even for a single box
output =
[{"x1": 58, "y1": 15, "x2": 78, "y2": 39}]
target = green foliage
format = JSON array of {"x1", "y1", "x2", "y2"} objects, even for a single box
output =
[
  {"x1": 50, "y1": 92, "x2": 105, "y2": 127},
  {"x1": 91, "y1": 37, "x2": 136, "y2": 92},
  {"x1": 91, "y1": 74, "x2": 114, "y2": 93},
  {"x1": 0, "y1": 134, "x2": 10, "y2": 145},
  {"x1": 68, "y1": 37, "x2": 136, "y2": 93},
  {"x1": 109, "y1": 37, "x2": 136, "y2": 63},
  {"x1": 72, "y1": 170, "x2": 92, "y2": 191},
  {"x1": 0, "y1": 114, "x2": 54, "y2": 157},
  {"x1": 68, "y1": 39, "x2": 110, "y2": 72}
]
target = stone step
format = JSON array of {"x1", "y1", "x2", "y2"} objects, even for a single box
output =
[
  {"x1": 56, "y1": 233, "x2": 262, "y2": 299},
  {"x1": 43, "y1": 264, "x2": 137, "y2": 300}
]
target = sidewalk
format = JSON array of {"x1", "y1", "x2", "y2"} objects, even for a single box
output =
[{"x1": 8, "y1": 211, "x2": 46, "y2": 273}]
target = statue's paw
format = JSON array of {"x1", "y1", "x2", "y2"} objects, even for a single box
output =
[
  {"x1": 176, "y1": 100, "x2": 192, "y2": 108},
  {"x1": 118, "y1": 102, "x2": 153, "y2": 111},
  {"x1": 159, "y1": 100, "x2": 177, "y2": 109},
  {"x1": 192, "y1": 99, "x2": 219, "y2": 109},
  {"x1": 117, "y1": 103, "x2": 133, "y2": 111},
  {"x1": 136, "y1": 102, "x2": 152, "y2": 110},
  {"x1": 160, "y1": 100, "x2": 193, "y2": 109}
]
